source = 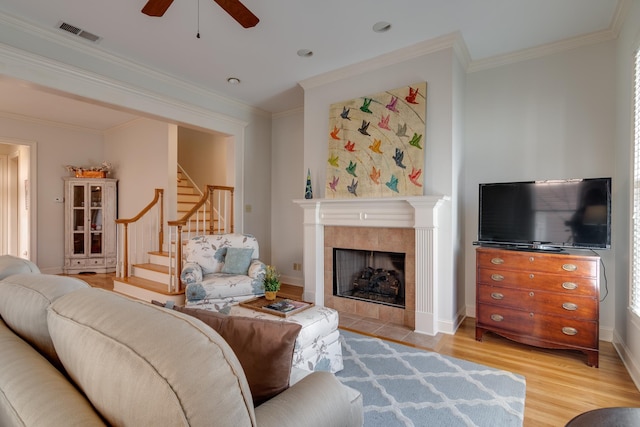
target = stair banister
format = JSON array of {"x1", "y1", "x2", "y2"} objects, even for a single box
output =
[
  {"x1": 115, "y1": 188, "x2": 164, "y2": 279},
  {"x1": 168, "y1": 185, "x2": 234, "y2": 287},
  {"x1": 209, "y1": 185, "x2": 234, "y2": 234}
]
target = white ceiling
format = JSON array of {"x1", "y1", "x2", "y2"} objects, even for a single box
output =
[{"x1": 0, "y1": 0, "x2": 622, "y2": 130}]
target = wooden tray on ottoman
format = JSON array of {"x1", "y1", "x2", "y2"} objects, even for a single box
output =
[{"x1": 239, "y1": 296, "x2": 314, "y2": 318}]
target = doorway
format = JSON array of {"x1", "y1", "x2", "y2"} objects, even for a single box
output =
[{"x1": 0, "y1": 141, "x2": 32, "y2": 260}]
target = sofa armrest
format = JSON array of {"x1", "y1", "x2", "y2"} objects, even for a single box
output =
[
  {"x1": 180, "y1": 262, "x2": 203, "y2": 285},
  {"x1": 255, "y1": 371, "x2": 363, "y2": 427},
  {"x1": 248, "y1": 259, "x2": 266, "y2": 280}
]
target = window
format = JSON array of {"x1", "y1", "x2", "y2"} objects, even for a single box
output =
[{"x1": 632, "y1": 47, "x2": 640, "y2": 316}]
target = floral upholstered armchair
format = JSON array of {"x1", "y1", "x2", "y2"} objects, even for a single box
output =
[{"x1": 181, "y1": 234, "x2": 266, "y2": 312}]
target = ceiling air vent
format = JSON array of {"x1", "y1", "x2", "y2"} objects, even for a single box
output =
[{"x1": 57, "y1": 21, "x2": 101, "y2": 43}]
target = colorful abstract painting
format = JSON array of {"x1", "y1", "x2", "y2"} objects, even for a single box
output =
[{"x1": 325, "y1": 82, "x2": 426, "y2": 198}]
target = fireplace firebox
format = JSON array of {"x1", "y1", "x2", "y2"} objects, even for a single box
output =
[{"x1": 333, "y1": 248, "x2": 405, "y2": 308}]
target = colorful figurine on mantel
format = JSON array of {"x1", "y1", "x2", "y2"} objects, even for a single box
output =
[{"x1": 305, "y1": 169, "x2": 313, "y2": 199}]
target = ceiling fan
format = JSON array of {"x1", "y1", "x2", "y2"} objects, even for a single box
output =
[{"x1": 141, "y1": 0, "x2": 259, "y2": 28}]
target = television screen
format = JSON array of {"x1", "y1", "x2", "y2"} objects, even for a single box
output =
[{"x1": 477, "y1": 178, "x2": 611, "y2": 250}]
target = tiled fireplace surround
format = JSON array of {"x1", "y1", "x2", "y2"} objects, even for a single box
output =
[
  {"x1": 295, "y1": 196, "x2": 449, "y2": 336},
  {"x1": 325, "y1": 226, "x2": 416, "y2": 327}
]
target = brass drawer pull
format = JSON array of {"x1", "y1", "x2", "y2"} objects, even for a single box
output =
[
  {"x1": 490, "y1": 257, "x2": 504, "y2": 265},
  {"x1": 491, "y1": 274, "x2": 505, "y2": 282},
  {"x1": 490, "y1": 314, "x2": 504, "y2": 322},
  {"x1": 562, "y1": 282, "x2": 578, "y2": 290},
  {"x1": 490, "y1": 292, "x2": 504, "y2": 300},
  {"x1": 562, "y1": 263, "x2": 578, "y2": 272},
  {"x1": 562, "y1": 327, "x2": 578, "y2": 336},
  {"x1": 562, "y1": 302, "x2": 578, "y2": 311}
]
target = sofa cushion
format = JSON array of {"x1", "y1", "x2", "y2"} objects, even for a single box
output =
[
  {"x1": 166, "y1": 304, "x2": 302, "y2": 406},
  {"x1": 186, "y1": 272, "x2": 264, "y2": 302},
  {"x1": 0, "y1": 273, "x2": 89, "y2": 368},
  {"x1": 221, "y1": 247, "x2": 254, "y2": 275},
  {"x1": 0, "y1": 318, "x2": 106, "y2": 426},
  {"x1": 48, "y1": 288, "x2": 256, "y2": 427},
  {"x1": 184, "y1": 234, "x2": 260, "y2": 275},
  {"x1": 0, "y1": 255, "x2": 40, "y2": 280},
  {"x1": 180, "y1": 262, "x2": 204, "y2": 285}
]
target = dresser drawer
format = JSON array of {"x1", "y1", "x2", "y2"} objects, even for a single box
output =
[
  {"x1": 477, "y1": 284, "x2": 597, "y2": 319},
  {"x1": 477, "y1": 267, "x2": 598, "y2": 296},
  {"x1": 477, "y1": 249, "x2": 599, "y2": 278},
  {"x1": 86, "y1": 258, "x2": 105, "y2": 267},
  {"x1": 477, "y1": 303, "x2": 598, "y2": 348},
  {"x1": 66, "y1": 259, "x2": 85, "y2": 267}
]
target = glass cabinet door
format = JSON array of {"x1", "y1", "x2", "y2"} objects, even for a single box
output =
[
  {"x1": 71, "y1": 183, "x2": 104, "y2": 256},
  {"x1": 72, "y1": 184, "x2": 86, "y2": 255},
  {"x1": 89, "y1": 184, "x2": 103, "y2": 255}
]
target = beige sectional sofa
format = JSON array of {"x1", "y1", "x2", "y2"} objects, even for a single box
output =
[{"x1": 0, "y1": 256, "x2": 363, "y2": 426}]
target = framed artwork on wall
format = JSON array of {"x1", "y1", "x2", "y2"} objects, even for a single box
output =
[{"x1": 325, "y1": 82, "x2": 426, "y2": 198}]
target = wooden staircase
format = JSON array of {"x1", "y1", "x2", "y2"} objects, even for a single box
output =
[
  {"x1": 113, "y1": 250, "x2": 185, "y2": 304},
  {"x1": 113, "y1": 172, "x2": 210, "y2": 305},
  {"x1": 177, "y1": 169, "x2": 208, "y2": 234}
]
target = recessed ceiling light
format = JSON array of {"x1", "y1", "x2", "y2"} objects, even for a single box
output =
[
  {"x1": 227, "y1": 77, "x2": 241, "y2": 85},
  {"x1": 297, "y1": 49, "x2": 313, "y2": 58},
  {"x1": 372, "y1": 21, "x2": 392, "y2": 33}
]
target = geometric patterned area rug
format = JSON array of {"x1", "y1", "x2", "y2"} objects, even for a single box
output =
[{"x1": 336, "y1": 330, "x2": 526, "y2": 427}]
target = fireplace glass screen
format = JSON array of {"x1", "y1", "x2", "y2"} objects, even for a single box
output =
[{"x1": 333, "y1": 248, "x2": 405, "y2": 308}]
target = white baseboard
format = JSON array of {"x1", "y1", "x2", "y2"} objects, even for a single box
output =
[
  {"x1": 281, "y1": 274, "x2": 303, "y2": 287},
  {"x1": 438, "y1": 306, "x2": 467, "y2": 335},
  {"x1": 612, "y1": 330, "x2": 640, "y2": 391}
]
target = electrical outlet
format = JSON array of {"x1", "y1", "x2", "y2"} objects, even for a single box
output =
[
  {"x1": 293, "y1": 263, "x2": 302, "y2": 271},
  {"x1": 245, "y1": 204, "x2": 252, "y2": 213}
]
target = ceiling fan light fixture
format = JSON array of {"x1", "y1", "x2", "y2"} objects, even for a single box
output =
[
  {"x1": 297, "y1": 49, "x2": 313, "y2": 58},
  {"x1": 227, "y1": 77, "x2": 241, "y2": 85},
  {"x1": 372, "y1": 21, "x2": 392, "y2": 33}
]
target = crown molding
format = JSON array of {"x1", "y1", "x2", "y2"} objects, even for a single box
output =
[
  {"x1": 299, "y1": 32, "x2": 464, "y2": 90},
  {"x1": 468, "y1": 0, "x2": 627, "y2": 73},
  {"x1": 0, "y1": 11, "x2": 266, "y2": 120},
  {"x1": 272, "y1": 106, "x2": 304, "y2": 120},
  {"x1": 0, "y1": 110, "x2": 107, "y2": 134},
  {"x1": 0, "y1": 42, "x2": 250, "y2": 133},
  {"x1": 611, "y1": 0, "x2": 631, "y2": 36}
]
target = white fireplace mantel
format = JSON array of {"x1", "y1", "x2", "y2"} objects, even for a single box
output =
[{"x1": 294, "y1": 195, "x2": 451, "y2": 336}]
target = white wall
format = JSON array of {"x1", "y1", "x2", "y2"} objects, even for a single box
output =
[
  {"x1": 0, "y1": 116, "x2": 103, "y2": 271},
  {"x1": 463, "y1": 41, "x2": 617, "y2": 336},
  {"x1": 240, "y1": 110, "x2": 272, "y2": 263},
  {"x1": 178, "y1": 127, "x2": 229, "y2": 191},
  {"x1": 298, "y1": 40, "x2": 462, "y2": 330},
  {"x1": 271, "y1": 108, "x2": 305, "y2": 285},
  {"x1": 614, "y1": 0, "x2": 640, "y2": 389},
  {"x1": 104, "y1": 118, "x2": 174, "y2": 219}
]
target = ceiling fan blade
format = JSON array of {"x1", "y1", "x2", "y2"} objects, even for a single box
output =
[
  {"x1": 213, "y1": 0, "x2": 259, "y2": 28},
  {"x1": 141, "y1": 0, "x2": 175, "y2": 17}
]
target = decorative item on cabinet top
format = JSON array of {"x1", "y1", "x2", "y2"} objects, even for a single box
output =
[{"x1": 65, "y1": 162, "x2": 112, "y2": 178}]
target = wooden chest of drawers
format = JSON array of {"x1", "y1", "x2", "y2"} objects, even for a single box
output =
[{"x1": 475, "y1": 247, "x2": 600, "y2": 367}]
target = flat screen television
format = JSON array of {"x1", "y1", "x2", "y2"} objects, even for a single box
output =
[{"x1": 476, "y1": 178, "x2": 611, "y2": 251}]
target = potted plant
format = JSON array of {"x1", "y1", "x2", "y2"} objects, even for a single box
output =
[{"x1": 263, "y1": 265, "x2": 281, "y2": 300}]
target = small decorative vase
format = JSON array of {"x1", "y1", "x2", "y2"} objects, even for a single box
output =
[
  {"x1": 305, "y1": 168, "x2": 313, "y2": 199},
  {"x1": 265, "y1": 291, "x2": 277, "y2": 301}
]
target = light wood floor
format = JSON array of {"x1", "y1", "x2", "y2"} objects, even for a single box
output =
[{"x1": 68, "y1": 273, "x2": 640, "y2": 427}]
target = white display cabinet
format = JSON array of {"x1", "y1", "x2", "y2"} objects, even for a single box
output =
[{"x1": 63, "y1": 178, "x2": 118, "y2": 273}]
